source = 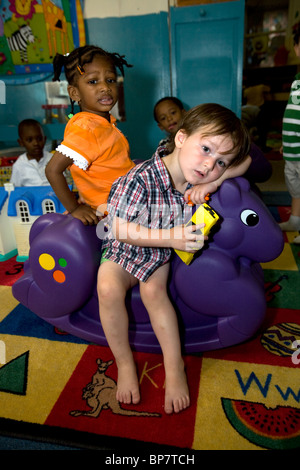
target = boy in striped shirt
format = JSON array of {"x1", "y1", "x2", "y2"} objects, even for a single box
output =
[{"x1": 280, "y1": 23, "x2": 300, "y2": 244}]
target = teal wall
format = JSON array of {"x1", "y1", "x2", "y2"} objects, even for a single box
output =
[
  {"x1": 0, "y1": 4, "x2": 244, "y2": 160},
  {"x1": 86, "y1": 12, "x2": 170, "y2": 159},
  {"x1": 0, "y1": 12, "x2": 170, "y2": 160}
]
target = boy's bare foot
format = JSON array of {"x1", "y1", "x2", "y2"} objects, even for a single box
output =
[
  {"x1": 116, "y1": 361, "x2": 140, "y2": 405},
  {"x1": 164, "y1": 367, "x2": 190, "y2": 414}
]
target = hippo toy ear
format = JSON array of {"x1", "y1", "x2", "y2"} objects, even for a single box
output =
[
  {"x1": 29, "y1": 213, "x2": 66, "y2": 245},
  {"x1": 218, "y1": 177, "x2": 250, "y2": 207}
]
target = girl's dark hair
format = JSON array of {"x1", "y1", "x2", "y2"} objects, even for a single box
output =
[
  {"x1": 167, "y1": 103, "x2": 251, "y2": 167},
  {"x1": 52, "y1": 45, "x2": 132, "y2": 115},
  {"x1": 153, "y1": 96, "x2": 184, "y2": 121}
]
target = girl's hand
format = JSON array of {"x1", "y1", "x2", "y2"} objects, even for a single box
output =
[
  {"x1": 184, "y1": 182, "x2": 218, "y2": 205},
  {"x1": 170, "y1": 223, "x2": 207, "y2": 252},
  {"x1": 70, "y1": 204, "x2": 99, "y2": 225}
]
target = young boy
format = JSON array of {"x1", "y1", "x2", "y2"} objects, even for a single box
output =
[
  {"x1": 153, "y1": 96, "x2": 271, "y2": 198},
  {"x1": 97, "y1": 103, "x2": 251, "y2": 414},
  {"x1": 10, "y1": 119, "x2": 52, "y2": 186}
]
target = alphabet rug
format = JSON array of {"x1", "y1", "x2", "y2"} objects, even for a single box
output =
[{"x1": 0, "y1": 208, "x2": 299, "y2": 452}]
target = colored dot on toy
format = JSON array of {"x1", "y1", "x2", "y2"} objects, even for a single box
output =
[
  {"x1": 39, "y1": 253, "x2": 55, "y2": 271},
  {"x1": 58, "y1": 258, "x2": 67, "y2": 267},
  {"x1": 53, "y1": 270, "x2": 66, "y2": 283}
]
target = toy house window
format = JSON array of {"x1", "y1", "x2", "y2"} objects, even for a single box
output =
[
  {"x1": 42, "y1": 199, "x2": 55, "y2": 214},
  {"x1": 17, "y1": 201, "x2": 30, "y2": 223}
]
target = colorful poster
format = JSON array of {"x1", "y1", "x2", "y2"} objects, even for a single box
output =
[{"x1": 0, "y1": 0, "x2": 85, "y2": 76}]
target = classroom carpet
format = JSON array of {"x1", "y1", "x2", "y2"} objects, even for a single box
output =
[{"x1": 0, "y1": 204, "x2": 299, "y2": 452}]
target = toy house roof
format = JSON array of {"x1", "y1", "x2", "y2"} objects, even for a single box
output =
[{"x1": 7, "y1": 186, "x2": 66, "y2": 216}]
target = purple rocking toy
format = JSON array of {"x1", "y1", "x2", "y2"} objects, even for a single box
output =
[{"x1": 12, "y1": 177, "x2": 284, "y2": 353}]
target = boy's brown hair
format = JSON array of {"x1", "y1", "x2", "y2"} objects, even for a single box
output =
[{"x1": 167, "y1": 103, "x2": 251, "y2": 167}]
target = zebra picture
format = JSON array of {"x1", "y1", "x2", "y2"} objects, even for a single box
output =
[{"x1": 7, "y1": 25, "x2": 35, "y2": 63}]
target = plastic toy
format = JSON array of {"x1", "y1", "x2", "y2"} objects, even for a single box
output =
[
  {"x1": 12, "y1": 177, "x2": 284, "y2": 353},
  {"x1": 175, "y1": 202, "x2": 220, "y2": 265}
]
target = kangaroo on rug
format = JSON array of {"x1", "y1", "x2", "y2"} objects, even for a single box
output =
[{"x1": 70, "y1": 358, "x2": 160, "y2": 418}]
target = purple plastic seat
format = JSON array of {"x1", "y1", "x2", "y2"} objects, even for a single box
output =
[{"x1": 12, "y1": 177, "x2": 284, "y2": 353}]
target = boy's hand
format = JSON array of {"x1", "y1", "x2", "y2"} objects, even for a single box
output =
[
  {"x1": 184, "y1": 182, "x2": 218, "y2": 205},
  {"x1": 70, "y1": 204, "x2": 99, "y2": 225},
  {"x1": 170, "y1": 223, "x2": 207, "y2": 252}
]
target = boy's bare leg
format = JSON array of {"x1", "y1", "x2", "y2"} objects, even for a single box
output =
[
  {"x1": 97, "y1": 260, "x2": 139, "y2": 404},
  {"x1": 140, "y1": 263, "x2": 190, "y2": 414}
]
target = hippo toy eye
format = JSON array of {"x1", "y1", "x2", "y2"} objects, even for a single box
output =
[{"x1": 240, "y1": 209, "x2": 259, "y2": 226}]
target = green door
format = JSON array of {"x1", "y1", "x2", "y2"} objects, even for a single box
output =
[{"x1": 170, "y1": 1, "x2": 245, "y2": 116}]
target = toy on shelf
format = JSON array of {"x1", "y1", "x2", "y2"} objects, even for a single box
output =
[
  {"x1": 42, "y1": 80, "x2": 69, "y2": 124},
  {"x1": 42, "y1": 104, "x2": 68, "y2": 124},
  {"x1": 0, "y1": 156, "x2": 17, "y2": 186},
  {"x1": 12, "y1": 177, "x2": 284, "y2": 353}
]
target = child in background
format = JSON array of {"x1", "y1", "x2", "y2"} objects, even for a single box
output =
[
  {"x1": 98, "y1": 103, "x2": 251, "y2": 414},
  {"x1": 46, "y1": 45, "x2": 135, "y2": 225},
  {"x1": 10, "y1": 119, "x2": 52, "y2": 186},
  {"x1": 279, "y1": 24, "x2": 300, "y2": 244},
  {"x1": 154, "y1": 96, "x2": 186, "y2": 148}
]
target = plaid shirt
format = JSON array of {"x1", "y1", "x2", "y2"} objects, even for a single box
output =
[{"x1": 101, "y1": 151, "x2": 191, "y2": 281}]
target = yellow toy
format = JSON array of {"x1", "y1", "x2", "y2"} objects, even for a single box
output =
[{"x1": 175, "y1": 200, "x2": 219, "y2": 265}]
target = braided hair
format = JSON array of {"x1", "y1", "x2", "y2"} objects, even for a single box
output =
[{"x1": 52, "y1": 45, "x2": 132, "y2": 116}]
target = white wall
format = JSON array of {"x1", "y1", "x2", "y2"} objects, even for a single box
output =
[{"x1": 84, "y1": 0, "x2": 169, "y2": 19}]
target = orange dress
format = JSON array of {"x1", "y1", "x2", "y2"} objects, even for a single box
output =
[{"x1": 56, "y1": 112, "x2": 135, "y2": 209}]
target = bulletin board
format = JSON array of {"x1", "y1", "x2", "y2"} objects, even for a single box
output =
[{"x1": 0, "y1": 0, "x2": 85, "y2": 78}]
